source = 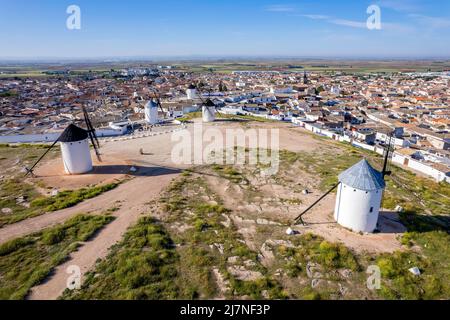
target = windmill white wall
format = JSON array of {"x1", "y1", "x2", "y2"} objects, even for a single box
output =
[
  {"x1": 145, "y1": 100, "x2": 159, "y2": 125},
  {"x1": 60, "y1": 139, "x2": 93, "y2": 174},
  {"x1": 334, "y1": 183, "x2": 383, "y2": 233},
  {"x1": 333, "y1": 159, "x2": 386, "y2": 233},
  {"x1": 186, "y1": 88, "x2": 197, "y2": 100},
  {"x1": 202, "y1": 106, "x2": 216, "y2": 122}
]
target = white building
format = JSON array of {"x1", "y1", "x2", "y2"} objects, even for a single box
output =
[
  {"x1": 334, "y1": 159, "x2": 386, "y2": 233},
  {"x1": 59, "y1": 124, "x2": 93, "y2": 175},
  {"x1": 376, "y1": 131, "x2": 410, "y2": 148},
  {"x1": 330, "y1": 86, "x2": 341, "y2": 95},
  {"x1": 270, "y1": 86, "x2": 294, "y2": 94}
]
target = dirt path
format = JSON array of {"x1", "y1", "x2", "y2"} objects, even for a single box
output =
[
  {"x1": 27, "y1": 171, "x2": 178, "y2": 300},
  {"x1": 0, "y1": 167, "x2": 177, "y2": 245}
]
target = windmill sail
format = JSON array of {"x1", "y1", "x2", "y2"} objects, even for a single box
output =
[{"x1": 82, "y1": 106, "x2": 102, "y2": 162}]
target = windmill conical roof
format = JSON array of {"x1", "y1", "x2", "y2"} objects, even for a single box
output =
[
  {"x1": 145, "y1": 100, "x2": 158, "y2": 108},
  {"x1": 204, "y1": 99, "x2": 216, "y2": 107},
  {"x1": 338, "y1": 159, "x2": 385, "y2": 191},
  {"x1": 59, "y1": 124, "x2": 88, "y2": 143}
]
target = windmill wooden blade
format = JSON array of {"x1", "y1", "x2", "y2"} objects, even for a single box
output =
[
  {"x1": 82, "y1": 105, "x2": 102, "y2": 162},
  {"x1": 155, "y1": 96, "x2": 165, "y2": 115},
  {"x1": 88, "y1": 130, "x2": 102, "y2": 162},
  {"x1": 196, "y1": 84, "x2": 217, "y2": 120},
  {"x1": 150, "y1": 88, "x2": 166, "y2": 118},
  {"x1": 382, "y1": 131, "x2": 394, "y2": 178},
  {"x1": 293, "y1": 182, "x2": 340, "y2": 225},
  {"x1": 24, "y1": 138, "x2": 60, "y2": 177},
  {"x1": 82, "y1": 106, "x2": 99, "y2": 147},
  {"x1": 195, "y1": 83, "x2": 207, "y2": 105}
]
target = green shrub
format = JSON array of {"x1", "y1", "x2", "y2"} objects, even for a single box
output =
[
  {"x1": 31, "y1": 183, "x2": 119, "y2": 212},
  {"x1": 0, "y1": 179, "x2": 120, "y2": 227},
  {"x1": 315, "y1": 241, "x2": 359, "y2": 271},
  {"x1": 0, "y1": 238, "x2": 34, "y2": 256},
  {"x1": 0, "y1": 214, "x2": 114, "y2": 300},
  {"x1": 229, "y1": 277, "x2": 287, "y2": 300},
  {"x1": 42, "y1": 228, "x2": 66, "y2": 245},
  {"x1": 62, "y1": 217, "x2": 179, "y2": 300}
]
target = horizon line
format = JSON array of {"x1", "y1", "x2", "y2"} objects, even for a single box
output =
[{"x1": 1, "y1": 55, "x2": 450, "y2": 64}]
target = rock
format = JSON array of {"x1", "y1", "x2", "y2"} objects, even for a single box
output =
[
  {"x1": 286, "y1": 227, "x2": 296, "y2": 235},
  {"x1": 256, "y1": 218, "x2": 281, "y2": 226},
  {"x1": 16, "y1": 196, "x2": 26, "y2": 204},
  {"x1": 339, "y1": 269, "x2": 353, "y2": 279},
  {"x1": 260, "y1": 243, "x2": 275, "y2": 260},
  {"x1": 244, "y1": 260, "x2": 256, "y2": 268},
  {"x1": 213, "y1": 243, "x2": 224, "y2": 255},
  {"x1": 227, "y1": 256, "x2": 239, "y2": 264},
  {"x1": 311, "y1": 279, "x2": 322, "y2": 288},
  {"x1": 221, "y1": 214, "x2": 231, "y2": 228},
  {"x1": 227, "y1": 266, "x2": 263, "y2": 281},
  {"x1": 1, "y1": 208, "x2": 13, "y2": 215},
  {"x1": 409, "y1": 267, "x2": 421, "y2": 276},
  {"x1": 274, "y1": 268, "x2": 283, "y2": 277},
  {"x1": 265, "y1": 239, "x2": 295, "y2": 248},
  {"x1": 338, "y1": 283, "x2": 348, "y2": 296},
  {"x1": 212, "y1": 268, "x2": 230, "y2": 296},
  {"x1": 306, "y1": 262, "x2": 322, "y2": 279}
]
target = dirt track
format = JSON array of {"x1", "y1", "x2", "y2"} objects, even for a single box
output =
[{"x1": 28, "y1": 171, "x2": 177, "y2": 300}]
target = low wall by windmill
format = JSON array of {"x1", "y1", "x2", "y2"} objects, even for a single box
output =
[
  {"x1": 292, "y1": 118, "x2": 449, "y2": 183},
  {"x1": 0, "y1": 128, "x2": 125, "y2": 144}
]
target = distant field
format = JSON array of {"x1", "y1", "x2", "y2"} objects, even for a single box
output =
[
  {"x1": 168, "y1": 59, "x2": 450, "y2": 74},
  {"x1": 1, "y1": 59, "x2": 449, "y2": 77},
  {"x1": 0, "y1": 72, "x2": 49, "y2": 79}
]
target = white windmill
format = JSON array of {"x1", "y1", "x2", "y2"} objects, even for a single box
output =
[
  {"x1": 333, "y1": 159, "x2": 386, "y2": 232},
  {"x1": 144, "y1": 99, "x2": 159, "y2": 125},
  {"x1": 25, "y1": 106, "x2": 102, "y2": 176},
  {"x1": 202, "y1": 99, "x2": 217, "y2": 123},
  {"x1": 194, "y1": 83, "x2": 217, "y2": 123},
  {"x1": 293, "y1": 134, "x2": 394, "y2": 233},
  {"x1": 59, "y1": 124, "x2": 94, "y2": 174},
  {"x1": 186, "y1": 84, "x2": 198, "y2": 100},
  {"x1": 144, "y1": 88, "x2": 167, "y2": 125}
]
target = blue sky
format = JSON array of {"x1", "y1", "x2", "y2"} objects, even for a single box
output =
[{"x1": 0, "y1": 0, "x2": 449, "y2": 59}]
